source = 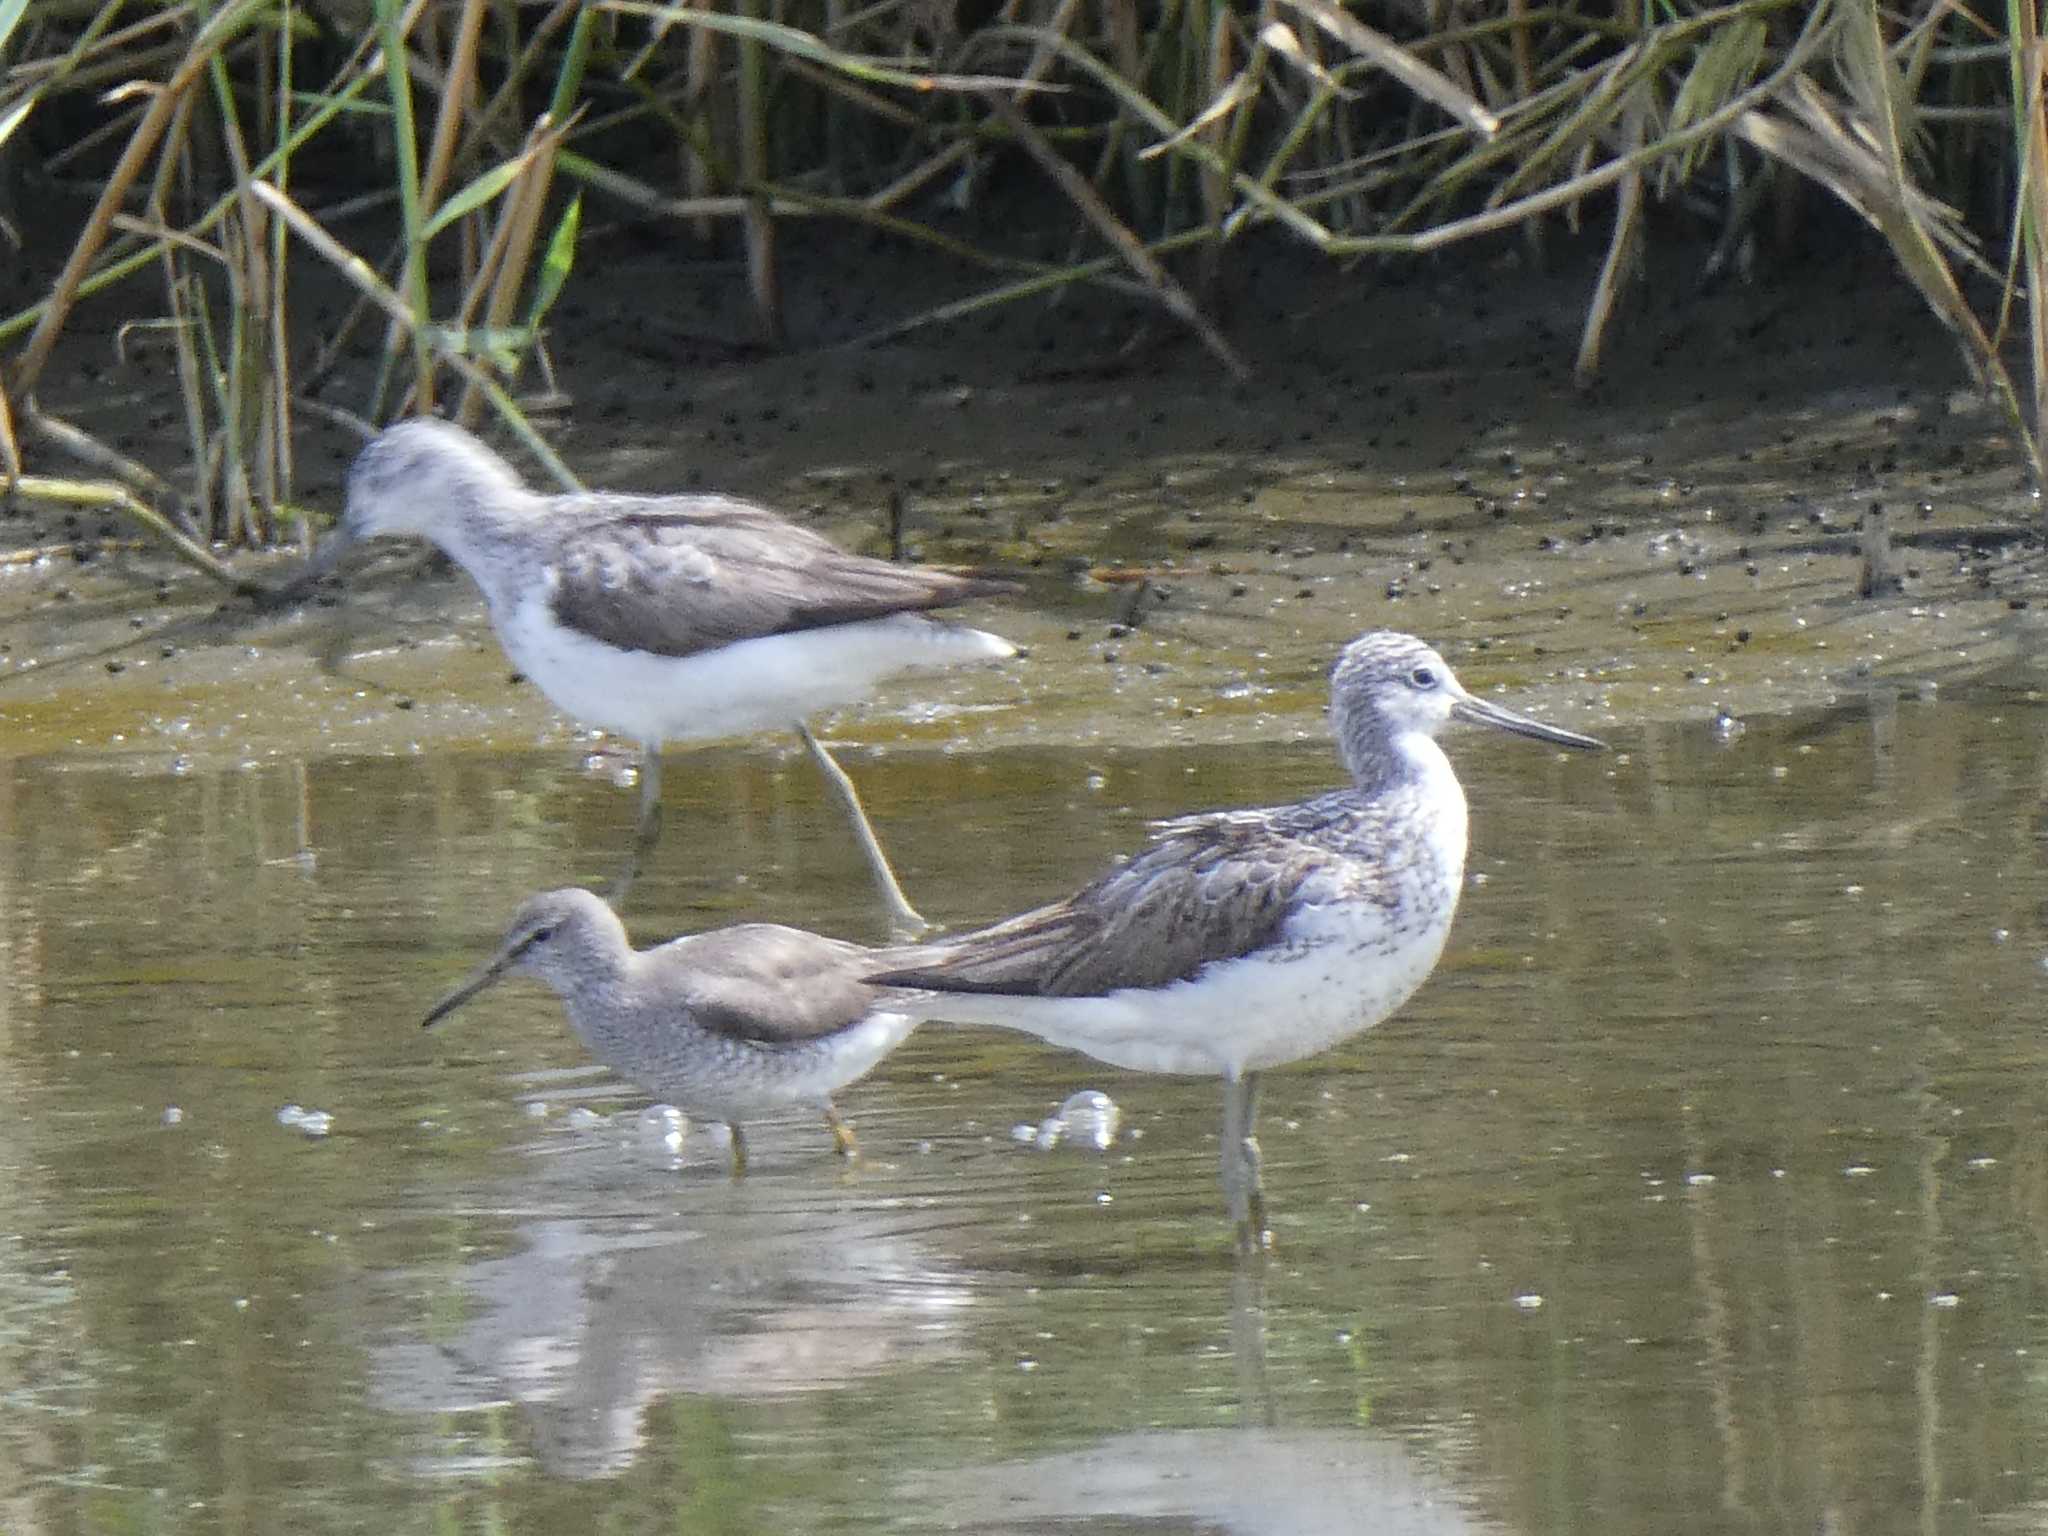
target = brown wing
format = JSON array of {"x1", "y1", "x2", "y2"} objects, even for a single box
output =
[
  {"x1": 545, "y1": 492, "x2": 1016, "y2": 658},
  {"x1": 870, "y1": 811, "x2": 1368, "y2": 998},
  {"x1": 653, "y1": 923, "x2": 891, "y2": 1044}
]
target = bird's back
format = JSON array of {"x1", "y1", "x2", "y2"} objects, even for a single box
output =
[
  {"x1": 871, "y1": 784, "x2": 1461, "y2": 1002},
  {"x1": 539, "y1": 492, "x2": 1016, "y2": 660}
]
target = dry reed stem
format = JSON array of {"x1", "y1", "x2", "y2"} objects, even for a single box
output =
[
  {"x1": 12, "y1": 0, "x2": 264, "y2": 397},
  {"x1": 247, "y1": 179, "x2": 581, "y2": 494},
  {"x1": 147, "y1": 85, "x2": 214, "y2": 532},
  {"x1": 0, "y1": 371, "x2": 19, "y2": 485},
  {"x1": 685, "y1": 0, "x2": 720, "y2": 243},
  {"x1": 738, "y1": 0, "x2": 782, "y2": 343},
  {"x1": 469, "y1": 0, "x2": 581, "y2": 156},
  {"x1": 981, "y1": 90, "x2": 1249, "y2": 378},
  {"x1": 419, "y1": 0, "x2": 489, "y2": 216},
  {"x1": 1277, "y1": 0, "x2": 1497, "y2": 138},
  {"x1": 455, "y1": 114, "x2": 569, "y2": 427},
  {"x1": 1574, "y1": 98, "x2": 1642, "y2": 388},
  {"x1": 2008, "y1": 7, "x2": 2048, "y2": 499},
  {"x1": 1733, "y1": 80, "x2": 2002, "y2": 395},
  {"x1": 6, "y1": 474, "x2": 255, "y2": 588},
  {"x1": 206, "y1": 28, "x2": 274, "y2": 545}
]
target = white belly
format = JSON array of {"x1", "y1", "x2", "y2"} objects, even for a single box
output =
[
  {"x1": 897, "y1": 898, "x2": 1457, "y2": 1078},
  {"x1": 494, "y1": 597, "x2": 1014, "y2": 744}
]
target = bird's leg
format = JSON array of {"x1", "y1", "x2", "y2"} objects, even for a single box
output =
[
  {"x1": 1241, "y1": 1072, "x2": 1269, "y2": 1248},
  {"x1": 1229, "y1": 1243, "x2": 1277, "y2": 1426},
  {"x1": 727, "y1": 1122, "x2": 749, "y2": 1177},
  {"x1": 1221, "y1": 1074, "x2": 1249, "y2": 1223},
  {"x1": 1222, "y1": 1072, "x2": 1271, "y2": 1251},
  {"x1": 604, "y1": 743, "x2": 664, "y2": 909},
  {"x1": 823, "y1": 1102, "x2": 859, "y2": 1158},
  {"x1": 796, "y1": 721, "x2": 929, "y2": 939}
]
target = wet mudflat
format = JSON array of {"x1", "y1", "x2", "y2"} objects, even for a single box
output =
[{"x1": 7, "y1": 244, "x2": 2048, "y2": 1532}]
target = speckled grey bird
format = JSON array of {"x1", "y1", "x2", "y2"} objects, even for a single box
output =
[
  {"x1": 316, "y1": 418, "x2": 1019, "y2": 931},
  {"x1": 424, "y1": 888, "x2": 918, "y2": 1171},
  {"x1": 868, "y1": 630, "x2": 1607, "y2": 1241}
]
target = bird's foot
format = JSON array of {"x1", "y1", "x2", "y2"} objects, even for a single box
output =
[
  {"x1": 824, "y1": 1104, "x2": 859, "y2": 1159},
  {"x1": 883, "y1": 902, "x2": 930, "y2": 942}
]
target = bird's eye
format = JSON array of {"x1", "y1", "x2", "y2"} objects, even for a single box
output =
[{"x1": 1409, "y1": 666, "x2": 1437, "y2": 690}]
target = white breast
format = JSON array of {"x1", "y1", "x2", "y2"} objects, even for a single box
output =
[
  {"x1": 895, "y1": 867, "x2": 1464, "y2": 1080},
  {"x1": 493, "y1": 592, "x2": 1012, "y2": 745}
]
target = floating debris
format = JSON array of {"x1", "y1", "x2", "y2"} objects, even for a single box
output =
[{"x1": 277, "y1": 1104, "x2": 332, "y2": 1138}]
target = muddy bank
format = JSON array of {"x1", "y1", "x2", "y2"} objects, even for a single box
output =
[{"x1": 1, "y1": 232, "x2": 2042, "y2": 767}]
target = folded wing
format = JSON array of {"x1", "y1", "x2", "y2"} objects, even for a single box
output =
[
  {"x1": 548, "y1": 493, "x2": 1015, "y2": 658},
  {"x1": 870, "y1": 812, "x2": 1385, "y2": 999},
  {"x1": 657, "y1": 924, "x2": 894, "y2": 1044}
]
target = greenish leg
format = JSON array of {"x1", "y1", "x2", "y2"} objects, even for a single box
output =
[
  {"x1": 728, "y1": 1122, "x2": 748, "y2": 1177},
  {"x1": 797, "y1": 721, "x2": 928, "y2": 939},
  {"x1": 1222, "y1": 1071, "x2": 1271, "y2": 1252},
  {"x1": 824, "y1": 1102, "x2": 858, "y2": 1158},
  {"x1": 605, "y1": 742, "x2": 663, "y2": 909}
]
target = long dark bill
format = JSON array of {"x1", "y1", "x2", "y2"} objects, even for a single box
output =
[
  {"x1": 251, "y1": 524, "x2": 359, "y2": 609},
  {"x1": 1451, "y1": 694, "x2": 1606, "y2": 751},
  {"x1": 296, "y1": 524, "x2": 359, "y2": 584},
  {"x1": 421, "y1": 933, "x2": 536, "y2": 1030}
]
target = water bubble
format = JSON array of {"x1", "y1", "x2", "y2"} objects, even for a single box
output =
[
  {"x1": 161, "y1": 1106, "x2": 184, "y2": 1127},
  {"x1": 1033, "y1": 1090, "x2": 1120, "y2": 1152},
  {"x1": 638, "y1": 1104, "x2": 689, "y2": 1157},
  {"x1": 638, "y1": 1104, "x2": 686, "y2": 1137},
  {"x1": 566, "y1": 1107, "x2": 604, "y2": 1131}
]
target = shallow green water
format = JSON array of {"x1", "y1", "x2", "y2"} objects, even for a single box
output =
[{"x1": 6, "y1": 672, "x2": 2048, "y2": 1535}]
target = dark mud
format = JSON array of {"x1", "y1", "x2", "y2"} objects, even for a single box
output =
[{"x1": 3, "y1": 233, "x2": 2043, "y2": 764}]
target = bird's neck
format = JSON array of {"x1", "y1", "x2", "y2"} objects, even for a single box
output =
[
  {"x1": 1342, "y1": 724, "x2": 1448, "y2": 796},
  {"x1": 415, "y1": 481, "x2": 545, "y2": 590},
  {"x1": 549, "y1": 945, "x2": 636, "y2": 1047}
]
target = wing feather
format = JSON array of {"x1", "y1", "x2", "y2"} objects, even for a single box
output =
[
  {"x1": 543, "y1": 493, "x2": 1015, "y2": 658},
  {"x1": 652, "y1": 924, "x2": 892, "y2": 1044},
  {"x1": 871, "y1": 803, "x2": 1392, "y2": 998}
]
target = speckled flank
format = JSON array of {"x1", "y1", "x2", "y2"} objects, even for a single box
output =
[
  {"x1": 873, "y1": 630, "x2": 1594, "y2": 1076},
  {"x1": 428, "y1": 890, "x2": 917, "y2": 1137},
  {"x1": 564, "y1": 990, "x2": 916, "y2": 1121}
]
